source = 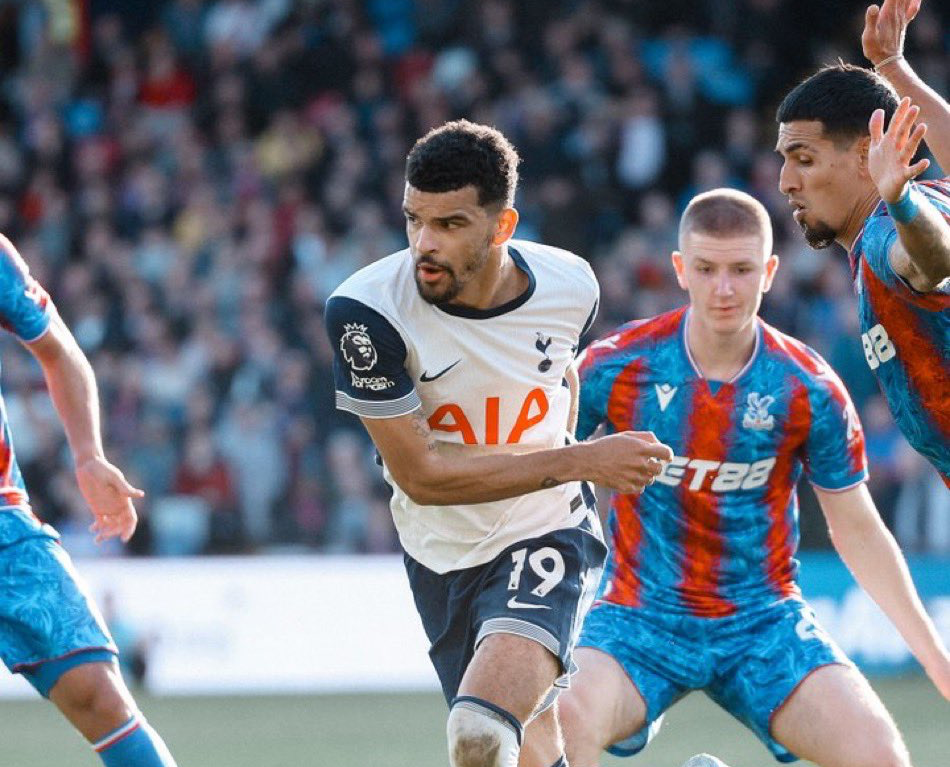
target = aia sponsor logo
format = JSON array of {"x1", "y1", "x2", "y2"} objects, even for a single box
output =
[{"x1": 428, "y1": 389, "x2": 549, "y2": 445}]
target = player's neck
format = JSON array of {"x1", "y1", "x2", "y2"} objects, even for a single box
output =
[
  {"x1": 453, "y1": 246, "x2": 528, "y2": 310},
  {"x1": 836, "y1": 187, "x2": 881, "y2": 250},
  {"x1": 686, "y1": 313, "x2": 758, "y2": 382}
]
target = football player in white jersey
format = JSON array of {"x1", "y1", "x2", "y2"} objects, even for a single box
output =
[{"x1": 325, "y1": 120, "x2": 673, "y2": 767}]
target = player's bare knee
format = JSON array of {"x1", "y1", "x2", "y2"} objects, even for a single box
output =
[
  {"x1": 447, "y1": 697, "x2": 522, "y2": 767},
  {"x1": 71, "y1": 681, "x2": 126, "y2": 720},
  {"x1": 53, "y1": 665, "x2": 132, "y2": 725}
]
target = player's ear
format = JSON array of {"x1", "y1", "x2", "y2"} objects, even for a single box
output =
[
  {"x1": 492, "y1": 207, "x2": 519, "y2": 246},
  {"x1": 854, "y1": 135, "x2": 872, "y2": 177},
  {"x1": 762, "y1": 254, "x2": 780, "y2": 292},
  {"x1": 671, "y1": 251, "x2": 688, "y2": 290}
]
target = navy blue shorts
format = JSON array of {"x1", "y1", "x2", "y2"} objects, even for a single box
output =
[{"x1": 405, "y1": 508, "x2": 607, "y2": 706}]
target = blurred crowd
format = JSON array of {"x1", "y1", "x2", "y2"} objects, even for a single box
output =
[{"x1": 0, "y1": 0, "x2": 946, "y2": 557}]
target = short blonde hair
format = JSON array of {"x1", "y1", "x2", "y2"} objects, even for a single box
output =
[{"x1": 679, "y1": 188, "x2": 772, "y2": 256}]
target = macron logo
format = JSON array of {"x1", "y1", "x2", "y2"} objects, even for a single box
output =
[{"x1": 655, "y1": 383, "x2": 677, "y2": 412}]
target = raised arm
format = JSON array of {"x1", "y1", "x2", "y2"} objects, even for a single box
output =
[
  {"x1": 362, "y1": 409, "x2": 670, "y2": 506},
  {"x1": 816, "y1": 483, "x2": 950, "y2": 700},
  {"x1": 26, "y1": 313, "x2": 143, "y2": 542},
  {"x1": 863, "y1": 0, "x2": 950, "y2": 173},
  {"x1": 867, "y1": 97, "x2": 950, "y2": 290}
]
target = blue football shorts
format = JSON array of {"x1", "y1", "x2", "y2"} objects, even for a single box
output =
[
  {"x1": 579, "y1": 596, "x2": 852, "y2": 762},
  {"x1": 405, "y1": 504, "x2": 607, "y2": 710},
  {"x1": 0, "y1": 534, "x2": 117, "y2": 697}
]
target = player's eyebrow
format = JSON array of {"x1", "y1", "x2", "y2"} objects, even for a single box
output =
[
  {"x1": 775, "y1": 140, "x2": 810, "y2": 156},
  {"x1": 434, "y1": 213, "x2": 471, "y2": 224},
  {"x1": 402, "y1": 207, "x2": 472, "y2": 223}
]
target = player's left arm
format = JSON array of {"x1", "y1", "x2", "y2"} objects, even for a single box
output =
[
  {"x1": 867, "y1": 96, "x2": 950, "y2": 291},
  {"x1": 863, "y1": 0, "x2": 950, "y2": 173},
  {"x1": 816, "y1": 483, "x2": 950, "y2": 700},
  {"x1": 25, "y1": 313, "x2": 143, "y2": 543}
]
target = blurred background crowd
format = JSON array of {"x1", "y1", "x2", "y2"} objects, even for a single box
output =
[{"x1": 0, "y1": 0, "x2": 946, "y2": 558}]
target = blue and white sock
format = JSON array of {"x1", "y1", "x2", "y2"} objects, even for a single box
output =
[{"x1": 93, "y1": 714, "x2": 177, "y2": 767}]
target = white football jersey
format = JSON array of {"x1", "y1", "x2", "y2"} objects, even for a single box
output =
[{"x1": 326, "y1": 240, "x2": 600, "y2": 573}]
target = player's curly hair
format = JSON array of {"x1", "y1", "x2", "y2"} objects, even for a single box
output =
[
  {"x1": 406, "y1": 120, "x2": 520, "y2": 209},
  {"x1": 776, "y1": 62, "x2": 899, "y2": 147}
]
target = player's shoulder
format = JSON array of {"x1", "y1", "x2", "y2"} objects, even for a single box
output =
[
  {"x1": 580, "y1": 307, "x2": 686, "y2": 370},
  {"x1": 609, "y1": 307, "x2": 685, "y2": 349},
  {"x1": 858, "y1": 177, "x2": 950, "y2": 248},
  {"x1": 917, "y1": 177, "x2": 950, "y2": 208},
  {"x1": 328, "y1": 248, "x2": 414, "y2": 318},
  {"x1": 331, "y1": 248, "x2": 412, "y2": 300},
  {"x1": 759, "y1": 320, "x2": 844, "y2": 392},
  {"x1": 510, "y1": 239, "x2": 597, "y2": 290},
  {"x1": 0, "y1": 232, "x2": 32, "y2": 276}
]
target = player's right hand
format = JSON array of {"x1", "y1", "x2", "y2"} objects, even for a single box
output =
[
  {"x1": 584, "y1": 431, "x2": 674, "y2": 495},
  {"x1": 868, "y1": 96, "x2": 929, "y2": 203},
  {"x1": 862, "y1": 0, "x2": 920, "y2": 67},
  {"x1": 76, "y1": 456, "x2": 145, "y2": 544}
]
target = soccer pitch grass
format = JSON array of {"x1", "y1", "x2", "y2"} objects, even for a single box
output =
[{"x1": 0, "y1": 675, "x2": 944, "y2": 766}]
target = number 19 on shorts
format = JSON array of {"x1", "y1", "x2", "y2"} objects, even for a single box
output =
[{"x1": 862, "y1": 323, "x2": 896, "y2": 370}]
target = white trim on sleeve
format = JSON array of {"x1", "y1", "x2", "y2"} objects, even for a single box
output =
[{"x1": 335, "y1": 389, "x2": 422, "y2": 419}]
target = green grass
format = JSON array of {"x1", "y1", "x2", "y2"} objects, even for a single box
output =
[{"x1": 0, "y1": 675, "x2": 945, "y2": 766}]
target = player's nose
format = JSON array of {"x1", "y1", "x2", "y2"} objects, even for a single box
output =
[
  {"x1": 714, "y1": 275, "x2": 734, "y2": 296},
  {"x1": 414, "y1": 223, "x2": 439, "y2": 255},
  {"x1": 778, "y1": 161, "x2": 798, "y2": 195}
]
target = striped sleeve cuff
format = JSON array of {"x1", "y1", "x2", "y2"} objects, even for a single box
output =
[{"x1": 335, "y1": 389, "x2": 422, "y2": 419}]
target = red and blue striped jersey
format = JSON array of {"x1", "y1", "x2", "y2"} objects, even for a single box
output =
[
  {"x1": 0, "y1": 234, "x2": 53, "y2": 543},
  {"x1": 577, "y1": 307, "x2": 868, "y2": 617},
  {"x1": 848, "y1": 179, "x2": 950, "y2": 486}
]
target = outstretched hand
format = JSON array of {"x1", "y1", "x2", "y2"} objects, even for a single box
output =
[
  {"x1": 862, "y1": 0, "x2": 921, "y2": 67},
  {"x1": 76, "y1": 456, "x2": 144, "y2": 543},
  {"x1": 867, "y1": 96, "x2": 929, "y2": 204}
]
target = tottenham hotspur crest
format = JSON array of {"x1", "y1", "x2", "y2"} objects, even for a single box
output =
[
  {"x1": 340, "y1": 323, "x2": 377, "y2": 371},
  {"x1": 742, "y1": 392, "x2": 775, "y2": 431},
  {"x1": 536, "y1": 332, "x2": 553, "y2": 372}
]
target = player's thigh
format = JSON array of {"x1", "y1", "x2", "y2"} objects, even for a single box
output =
[
  {"x1": 463, "y1": 519, "x2": 607, "y2": 721},
  {"x1": 520, "y1": 647, "x2": 647, "y2": 767},
  {"x1": 771, "y1": 664, "x2": 909, "y2": 767},
  {"x1": 0, "y1": 536, "x2": 115, "y2": 693},
  {"x1": 558, "y1": 647, "x2": 647, "y2": 755},
  {"x1": 458, "y1": 631, "x2": 561, "y2": 723},
  {"x1": 568, "y1": 600, "x2": 689, "y2": 759}
]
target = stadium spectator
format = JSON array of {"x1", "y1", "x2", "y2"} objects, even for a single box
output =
[{"x1": 0, "y1": 0, "x2": 944, "y2": 554}]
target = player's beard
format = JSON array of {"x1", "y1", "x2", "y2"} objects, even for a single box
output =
[
  {"x1": 414, "y1": 236, "x2": 492, "y2": 305},
  {"x1": 798, "y1": 216, "x2": 837, "y2": 250}
]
